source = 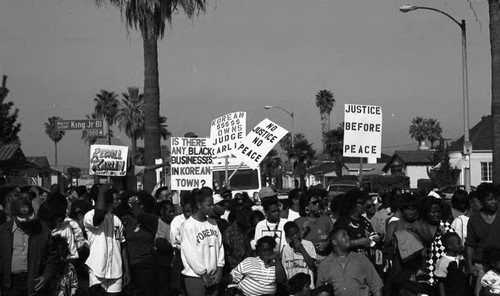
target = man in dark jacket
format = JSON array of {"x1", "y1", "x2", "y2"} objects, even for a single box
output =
[{"x1": 0, "y1": 197, "x2": 58, "y2": 296}]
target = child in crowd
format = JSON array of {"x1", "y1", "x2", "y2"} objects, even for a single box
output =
[
  {"x1": 310, "y1": 284, "x2": 335, "y2": 296},
  {"x1": 435, "y1": 232, "x2": 469, "y2": 296},
  {"x1": 48, "y1": 235, "x2": 78, "y2": 296},
  {"x1": 481, "y1": 248, "x2": 500, "y2": 296},
  {"x1": 288, "y1": 273, "x2": 312, "y2": 296},
  {"x1": 316, "y1": 226, "x2": 383, "y2": 296},
  {"x1": 282, "y1": 221, "x2": 317, "y2": 288}
]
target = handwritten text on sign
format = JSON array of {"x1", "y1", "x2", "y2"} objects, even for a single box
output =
[
  {"x1": 234, "y1": 118, "x2": 288, "y2": 170},
  {"x1": 343, "y1": 104, "x2": 382, "y2": 158},
  {"x1": 89, "y1": 145, "x2": 128, "y2": 176},
  {"x1": 210, "y1": 112, "x2": 246, "y2": 157},
  {"x1": 170, "y1": 137, "x2": 213, "y2": 190}
]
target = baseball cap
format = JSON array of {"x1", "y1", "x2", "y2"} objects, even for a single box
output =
[
  {"x1": 212, "y1": 194, "x2": 224, "y2": 205},
  {"x1": 258, "y1": 187, "x2": 277, "y2": 199}
]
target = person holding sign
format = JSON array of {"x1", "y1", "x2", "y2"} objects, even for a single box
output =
[{"x1": 180, "y1": 187, "x2": 225, "y2": 296}]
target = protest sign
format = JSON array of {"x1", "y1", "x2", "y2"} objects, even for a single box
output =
[
  {"x1": 343, "y1": 104, "x2": 382, "y2": 158},
  {"x1": 210, "y1": 111, "x2": 246, "y2": 157},
  {"x1": 170, "y1": 137, "x2": 213, "y2": 190},
  {"x1": 89, "y1": 145, "x2": 128, "y2": 176},
  {"x1": 234, "y1": 118, "x2": 288, "y2": 170}
]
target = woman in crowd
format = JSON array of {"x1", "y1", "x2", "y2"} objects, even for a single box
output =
[
  {"x1": 230, "y1": 236, "x2": 286, "y2": 296},
  {"x1": 118, "y1": 191, "x2": 159, "y2": 296},
  {"x1": 180, "y1": 187, "x2": 224, "y2": 296},
  {"x1": 450, "y1": 189, "x2": 473, "y2": 245},
  {"x1": 294, "y1": 191, "x2": 332, "y2": 260},
  {"x1": 420, "y1": 196, "x2": 453, "y2": 293},
  {"x1": 334, "y1": 189, "x2": 378, "y2": 255}
]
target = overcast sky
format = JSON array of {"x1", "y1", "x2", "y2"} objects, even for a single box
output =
[{"x1": 0, "y1": 0, "x2": 492, "y2": 167}]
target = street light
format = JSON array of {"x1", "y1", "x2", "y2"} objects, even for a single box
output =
[
  {"x1": 400, "y1": 5, "x2": 471, "y2": 192},
  {"x1": 264, "y1": 105, "x2": 295, "y2": 149}
]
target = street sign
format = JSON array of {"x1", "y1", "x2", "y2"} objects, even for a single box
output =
[
  {"x1": 55, "y1": 119, "x2": 104, "y2": 130},
  {"x1": 83, "y1": 129, "x2": 106, "y2": 138}
]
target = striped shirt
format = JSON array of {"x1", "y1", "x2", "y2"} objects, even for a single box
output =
[{"x1": 231, "y1": 257, "x2": 276, "y2": 296}]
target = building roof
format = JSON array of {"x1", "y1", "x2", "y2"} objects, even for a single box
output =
[
  {"x1": 382, "y1": 150, "x2": 436, "y2": 172},
  {"x1": 0, "y1": 145, "x2": 23, "y2": 161},
  {"x1": 26, "y1": 156, "x2": 51, "y2": 171},
  {"x1": 307, "y1": 162, "x2": 337, "y2": 174},
  {"x1": 448, "y1": 115, "x2": 492, "y2": 151}
]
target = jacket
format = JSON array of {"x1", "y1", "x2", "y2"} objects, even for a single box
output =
[{"x1": 0, "y1": 219, "x2": 58, "y2": 296}]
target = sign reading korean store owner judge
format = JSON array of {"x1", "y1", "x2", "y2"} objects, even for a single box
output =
[
  {"x1": 210, "y1": 111, "x2": 246, "y2": 157},
  {"x1": 170, "y1": 137, "x2": 213, "y2": 190},
  {"x1": 234, "y1": 119, "x2": 288, "y2": 170},
  {"x1": 89, "y1": 145, "x2": 129, "y2": 176},
  {"x1": 343, "y1": 104, "x2": 382, "y2": 158}
]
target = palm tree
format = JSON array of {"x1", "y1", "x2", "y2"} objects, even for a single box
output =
[
  {"x1": 93, "y1": 0, "x2": 209, "y2": 191},
  {"x1": 260, "y1": 149, "x2": 282, "y2": 186},
  {"x1": 324, "y1": 125, "x2": 345, "y2": 179},
  {"x1": 409, "y1": 116, "x2": 429, "y2": 148},
  {"x1": 118, "y1": 87, "x2": 144, "y2": 166},
  {"x1": 426, "y1": 118, "x2": 443, "y2": 149},
  {"x1": 159, "y1": 116, "x2": 172, "y2": 141},
  {"x1": 44, "y1": 116, "x2": 65, "y2": 166},
  {"x1": 315, "y1": 89, "x2": 335, "y2": 151},
  {"x1": 94, "y1": 90, "x2": 119, "y2": 145}
]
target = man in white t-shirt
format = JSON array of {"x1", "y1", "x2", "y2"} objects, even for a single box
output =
[{"x1": 84, "y1": 185, "x2": 130, "y2": 295}]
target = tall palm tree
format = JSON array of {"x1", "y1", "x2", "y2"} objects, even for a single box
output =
[
  {"x1": 118, "y1": 87, "x2": 144, "y2": 166},
  {"x1": 324, "y1": 126, "x2": 345, "y2": 179},
  {"x1": 426, "y1": 118, "x2": 442, "y2": 149},
  {"x1": 94, "y1": 90, "x2": 119, "y2": 145},
  {"x1": 93, "y1": 0, "x2": 208, "y2": 191},
  {"x1": 409, "y1": 116, "x2": 429, "y2": 148},
  {"x1": 44, "y1": 116, "x2": 65, "y2": 166},
  {"x1": 315, "y1": 89, "x2": 335, "y2": 151}
]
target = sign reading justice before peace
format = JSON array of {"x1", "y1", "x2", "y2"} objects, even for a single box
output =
[
  {"x1": 234, "y1": 118, "x2": 288, "y2": 170},
  {"x1": 343, "y1": 104, "x2": 382, "y2": 158}
]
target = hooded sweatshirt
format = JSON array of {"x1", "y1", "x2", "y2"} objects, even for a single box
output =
[{"x1": 180, "y1": 217, "x2": 225, "y2": 278}]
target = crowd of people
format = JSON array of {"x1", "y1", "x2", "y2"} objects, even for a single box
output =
[{"x1": 0, "y1": 181, "x2": 500, "y2": 296}]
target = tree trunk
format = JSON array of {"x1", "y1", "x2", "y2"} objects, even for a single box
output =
[
  {"x1": 491, "y1": 0, "x2": 500, "y2": 183},
  {"x1": 55, "y1": 142, "x2": 58, "y2": 166},
  {"x1": 321, "y1": 112, "x2": 328, "y2": 152},
  {"x1": 143, "y1": 34, "x2": 161, "y2": 192}
]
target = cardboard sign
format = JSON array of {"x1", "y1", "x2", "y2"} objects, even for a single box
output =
[
  {"x1": 343, "y1": 104, "x2": 382, "y2": 158},
  {"x1": 234, "y1": 119, "x2": 288, "y2": 170},
  {"x1": 89, "y1": 145, "x2": 128, "y2": 176},
  {"x1": 170, "y1": 137, "x2": 213, "y2": 190},
  {"x1": 210, "y1": 111, "x2": 246, "y2": 157}
]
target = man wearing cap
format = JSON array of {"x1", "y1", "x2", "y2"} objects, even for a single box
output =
[
  {"x1": 252, "y1": 187, "x2": 288, "y2": 253},
  {"x1": 0, "y1": 197, "x2": 58, "y2": 295}
]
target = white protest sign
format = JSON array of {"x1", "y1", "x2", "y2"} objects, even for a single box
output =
[
  {"x1": 170, "y1": 137, "x2": 213, "y2": 190},
  {"x1": 210, "y1": 111, "x2": 246, "y2": 157},
  {"x1": 343, "y1": 104, "x2": 382, "y2": 158},
  {"x1": 89, "y1": 145, "x2": 129, "y2": 176},
  {"x1": 234, "y1": 118, "x2": 288, "y2": 170}
]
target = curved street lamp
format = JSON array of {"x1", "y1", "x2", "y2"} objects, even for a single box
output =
[
  {"x1": 264, "y1": 105, "x2": 295, "y2": 149},
  {"x1": 400, "y1": 5, "x2": 471, "y2": 192}
]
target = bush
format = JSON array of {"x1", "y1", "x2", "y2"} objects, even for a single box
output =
[{"x1": 363, "y1": 175, "x2": 410, "y2": 193}]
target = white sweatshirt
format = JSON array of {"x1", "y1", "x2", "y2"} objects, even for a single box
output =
[{"x1": 180, "y1": 217, "x2": 225, "y2": 278}]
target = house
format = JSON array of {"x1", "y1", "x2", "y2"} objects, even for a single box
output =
[
  {"x1": 25, "y1": 156, "x2": 61, "y2": 188},
  {"x1": 448, "y1": 115, "x2": 492, "y2": 186},
  {"x1": 382, "y1": 150, "x2": 436, "y2": 188}
]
